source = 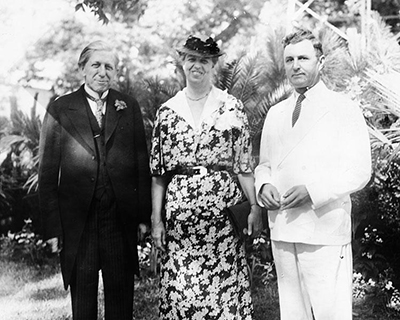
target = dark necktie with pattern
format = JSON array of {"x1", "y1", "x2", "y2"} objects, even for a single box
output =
[
  {"x1": 292, "y1": 93, "x2": 306, "y2": 127},
  {"x1": 85, "y1": 92, "x2": 106, "y2": 128}
]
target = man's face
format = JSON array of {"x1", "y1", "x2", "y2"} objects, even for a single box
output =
[
  {"x1": 284, "y1": 39, "x2": 324, "y2": 92},
  {"x1": 81, "y1": 50, "x2": 117, "y2": 94},
  {"x1": 183, "y1": 54, "x2": 214, "y2": 86}
]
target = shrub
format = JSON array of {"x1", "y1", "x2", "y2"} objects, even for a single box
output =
[{"x1": 0, "y1": 218, "x2": 54, "y2": 265}]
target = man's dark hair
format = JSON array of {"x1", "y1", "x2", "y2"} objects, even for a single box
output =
[{"x1": 283, "y1": 29, "x2": 324, "y2": 57}]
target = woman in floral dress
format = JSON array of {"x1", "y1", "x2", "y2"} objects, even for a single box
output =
[{"x1": 150, "y1": 35, "x2": 263, "y2": 320}]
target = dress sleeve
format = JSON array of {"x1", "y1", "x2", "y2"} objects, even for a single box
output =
[
  {"x1": 150, "y1": 107, "x2": 166, "y2": 176},
  {"x1": 232, "y1": 99, "x2": 254, "y2": 174}
]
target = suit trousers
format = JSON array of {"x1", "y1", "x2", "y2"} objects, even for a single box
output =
[
  {"x1": 272, "y1": 240, "x2": 353, "y2": 320},
  {"x1": 70, "y1": 192, "x2": 135, "y2": 320}
]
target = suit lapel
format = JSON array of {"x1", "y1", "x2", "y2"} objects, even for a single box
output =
[
  {"x1": 277, "y1": 86, "x2": 330, "y2": 166},
  {"x1": 65, "y1": 86, "x2": 96, "y2": 153},
  {"x1": 104, "y1": 89, "x2": 121, "y2": 145}
]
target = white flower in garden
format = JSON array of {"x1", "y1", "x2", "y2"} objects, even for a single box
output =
[{"x1": 385, "y1": 281, "x2": 394, "y2": 290}]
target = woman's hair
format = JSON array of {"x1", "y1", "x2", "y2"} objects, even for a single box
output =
[
  {"x1": 282, "y1": 29, "x2": 324, "y2": 57},
  {"x1": 78, "y1": 40, "x2": 119, "y2": 68},
  {"x1": 180, "y1": 53, "x2": 219, "y2": 66}
]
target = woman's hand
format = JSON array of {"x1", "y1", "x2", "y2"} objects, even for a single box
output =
[
  {"x1": 151, "y1": 220, "x2": 166, "y2": 252},
  {"x1": 151, "y1": 176, "x2": 168, "y2": 252},
  {"x1": 246, "y1": 205, "x2": 263, "y2": 237}
]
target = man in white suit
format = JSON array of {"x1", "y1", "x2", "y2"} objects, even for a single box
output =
[{"x1": 255, "y1": 29, "x2": 371, "y2": 320}]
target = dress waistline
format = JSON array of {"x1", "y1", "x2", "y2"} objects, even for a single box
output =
[{"x1": 168, "y1": 165, "x2": 230, "y2": 177}]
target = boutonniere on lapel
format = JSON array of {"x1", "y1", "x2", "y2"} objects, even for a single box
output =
[{"x1": 115, "y1": 99, "x2": 127, "y2": 111}]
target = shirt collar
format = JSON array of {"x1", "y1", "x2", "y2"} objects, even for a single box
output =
[
  {"x1": 293, "y1": 80, "x2": 325, "y2": 101},
  {"x1": 84, "y1": 84, "x2": 109, "y2": 100}
]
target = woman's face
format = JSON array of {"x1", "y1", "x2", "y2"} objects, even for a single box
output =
[{"x1": 183, "y1": 54, "x2": 214, "y2": 86}]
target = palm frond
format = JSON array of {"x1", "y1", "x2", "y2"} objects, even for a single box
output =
[
  {"x1": 261, "y1": 27, "x2": 286, "y2": 94},
  {"x1": 346, "y1": 29, "x2": 368, "y2": 75},
  {"x1": 319, "y1": 28, "x2": 353, "y2": 91},
  {"x1": 252, "y1": 81, "x2": 292, "y2": 119},
  {"x1": 216, "y1": 52, "x2": 265, "y2": 111},
  {"x1": 0, "y1": 135, "x2": 27, "y2": 154},
  {"x1": 216, "y1": 52, "x2": 249, "y2": 93},
  {"x1": 369, "y1": 126, "x2": 395, "y2": 148},
  {"x1": 364, "y1": 69, "x2": 400, "y2": 118},
  {"x1": 231, "y1": 53, "x2": 265, "y2": 106},
  {"x1": 248, "y1": 81, "x2": 292, "y2": 157},
  {"x1": 362, "y1": 68, "x2": 400, "y2": 161},
  {"x1": 366, "y1": 12, "x2": 400, "y2": 73},
  {"x1": 24, "y1": 172, "x2": 38, "y2": 193},
  {"x1": 24, "y1": 153, "x2": 39, "y2": 193},
  {"x1": 215, "y1": 58, "x2": 240, "y2": 92}
]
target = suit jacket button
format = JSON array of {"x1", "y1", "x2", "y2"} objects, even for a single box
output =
[
  {"x1": 92, "y1": 156, "x2": 96, "y2": 160},
  {"x1": 91, "y1": 177, "x2": 95, "y2": 182}
]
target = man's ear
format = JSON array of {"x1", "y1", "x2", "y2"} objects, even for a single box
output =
[{"x1": 79, "y1": 66, "x2": 86, "y2": 79}]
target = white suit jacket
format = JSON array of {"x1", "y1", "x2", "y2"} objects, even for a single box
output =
[{"x1": 255, "y1": 81, "x2": 371, "y2": 245}]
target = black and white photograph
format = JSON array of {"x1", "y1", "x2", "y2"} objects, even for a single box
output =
[{"x1": 1, "y1": 1, "x2": 400, "y2": 319}]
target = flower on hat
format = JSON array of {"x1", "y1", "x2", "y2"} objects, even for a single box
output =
[
  {"x1": 115, "y1": 99, "x2": 127, "y2": 111},
  {"x1": 177, "y1": 35, "x2": 224, "y2": 58},
  {"x1": 185, "y1": 36, "x2": 220, "y2": 55}
]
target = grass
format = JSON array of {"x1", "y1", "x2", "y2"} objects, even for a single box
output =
[{"x1": 1, "y1": 258, "x2": 400, "y2": 320}]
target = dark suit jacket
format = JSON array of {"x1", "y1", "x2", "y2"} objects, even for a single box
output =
[{"x1": 38, "y1": 85, "x2": 151, "y2": 289}]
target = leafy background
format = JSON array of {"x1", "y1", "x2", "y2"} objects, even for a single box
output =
[{"x1": 2, "y1": 0, "x2": 400, "y2": 318}]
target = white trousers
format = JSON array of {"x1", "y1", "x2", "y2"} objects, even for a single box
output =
[{"x1": 272, "y1": 241, "x2": 353, "y2": 320}]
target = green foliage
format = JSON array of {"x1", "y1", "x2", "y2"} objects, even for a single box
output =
[
  {"x1": 353, "y1": 271, "x2": 400, "y2": 314},
  {"x1": 126, "y1": 77, "x2": 181, "y2": 142},
  {"x1": 215, "y1": 53, "x2": 270, "y2": 143},
  {"x1": 352, "y1": 159, "x2": 400, "y2": 298},
  {"x1": 72, "y1": 0, "x2": 400, "y2": 35},
  {"x1": 0, "y1": 219, "x2": 53, "y2": 265},
  {"x1": 125, "y1": 17, "x2": 400, "y2": 313},
  {"x1": 331, "y1": 11, "x2": 400, "y2": 313},
  {"x1": 1, "y1": 107, "x2": 41, "y2": 193},
  {"x1": 214, "y1": 45, "x2": 292, "y2": 156},
  {"x1": 0, "y1": 101, "x2": 42, "y2": 234},
  {"x1": 3, "y1": 1, "x2": 400, "y2": 316},
  {"x1": 16, "y1": 0, "x2": 267, "y2": 99},
  {"x1": 75, "y1": 0, "x2": 146, "y2": 24},
  {"x1": 245, "y1": 229, "x2": 275, "y2": 287},
  {"x1": 375, "y1": 161, "x2": 400, "y2": 230}
]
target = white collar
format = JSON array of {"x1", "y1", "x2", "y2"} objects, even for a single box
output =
[
  {"x1": 166, "y1": 86, "x2": 221, "y2": 130},
  {"x1": 84, "y1": 84, "x2": 109, "y2": 100}
]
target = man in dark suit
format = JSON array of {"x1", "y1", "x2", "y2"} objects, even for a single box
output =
[{"x1": 38, "y1": 40, "x2": 151, "y2": 320}]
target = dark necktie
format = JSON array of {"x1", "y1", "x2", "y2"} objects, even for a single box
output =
[
  {"x1": 292, "y1": 93, "x2": 306, "y2": 127},
  {"x1": 85, "y1": 92, "x2": 106, "y2": 128}
]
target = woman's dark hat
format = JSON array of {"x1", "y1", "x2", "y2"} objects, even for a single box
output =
[{"x1": 176, "y1": 35, "x2": 224, "y2": 58}]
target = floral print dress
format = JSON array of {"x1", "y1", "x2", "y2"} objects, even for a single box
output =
[{"x1": 150, "y1": 87, "x2": 254, "y2": 320}]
